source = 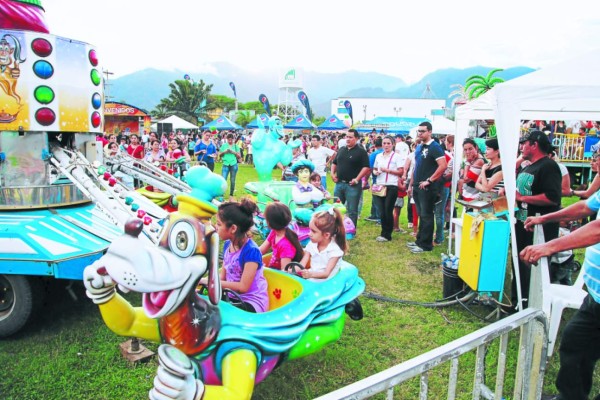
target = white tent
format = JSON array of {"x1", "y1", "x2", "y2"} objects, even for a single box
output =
[
  {"x1": 453, "y1": 49, "x2": 600, "y2": 310},
  {"x1": 158, "y1": 115, "x2": 199, "y2": 130},
  {"x1": 431, "y1": 117, "x2": 457, "y2": 135}
]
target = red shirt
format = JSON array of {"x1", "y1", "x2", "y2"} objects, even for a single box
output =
[{"x1": 127, "y1": 144, "x2": 144, "y2": 159}]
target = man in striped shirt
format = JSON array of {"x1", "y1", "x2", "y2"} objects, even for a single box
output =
[{"x1": 520, "y1": 186, "x2": 600, "y2": 400}]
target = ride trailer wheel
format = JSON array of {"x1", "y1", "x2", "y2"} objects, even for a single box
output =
[{"x1": 0, "y1": 275, "x2": 36, "y2": 338}]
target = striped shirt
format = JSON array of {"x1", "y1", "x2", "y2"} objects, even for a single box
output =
[{"x1": 583, "y1": 190, "x2": 600, "y2": 303}]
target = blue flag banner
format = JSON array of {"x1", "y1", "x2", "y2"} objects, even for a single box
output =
[
  {"x1": 297, "y1": 91, "x2": 312, "y2": 121},
  {"x1": 344, "y1": 100, "x2": 353, "y2": 122},
  {"x1": 259, "y1": 94, "x2": 271, "y2": 117},
  {"x1": 229, "y1": 82, "x2": 237, "y2": 99}
]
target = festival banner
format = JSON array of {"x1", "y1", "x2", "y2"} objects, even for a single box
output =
[
  {"x1": 229, "y1": 82, "x2": 237, "y2": 99},
  {"x1": 259, "y1": 94, "x2": 271, "y2": 117},
  {"x1": 298, "y1": 91, "x2": 312, "y2": 121},
  {"x1": 344, "y1": 100, "x2": 353, "y2": 122}
]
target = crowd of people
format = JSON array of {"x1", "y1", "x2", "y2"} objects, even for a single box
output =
[{"x1": 95, "y1": 120, "x2": 600, "y2": 399}]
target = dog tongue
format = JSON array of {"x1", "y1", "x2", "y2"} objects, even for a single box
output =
[{"x1": 149, "y1": 291, "x2": 169, "y2": 308}]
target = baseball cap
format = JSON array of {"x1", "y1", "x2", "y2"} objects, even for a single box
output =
[
  {"x1": 395, "y1": 133, "x2": 405, "y2": 138},
  {"x1": 519, "y1": 130, "x2": 552, "y2": 153}
]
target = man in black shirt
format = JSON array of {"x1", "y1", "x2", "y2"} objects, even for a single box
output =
[
  {"x1": 513, "y1": 130, "x2": 562, "y2": 310},
  {"x1": 331, "y1": 129, "x2": 371, "y2": 227},
  {"x1": 406, "y1": 122, "x2": 447, "y2": 253}
]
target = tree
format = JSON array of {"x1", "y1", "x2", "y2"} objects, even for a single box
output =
[
  {"x1": 210, "y1": 95, "x2": 236, "y2": 113},
  {"x1": 312, "y1": 116, "x2": 326, "y2": 126},
  {"x1": 157, "y1": 79, "x2": 213, "y2": 125},
  {"x1": 150, "y1": 103, "x2": 170, "y2": 120},
  {"x1": 234, "y1": 112, "x2": 254, "y2": 128},
  {"x1": 464, "y1": 69, "x2": 504, "y2": 100}
]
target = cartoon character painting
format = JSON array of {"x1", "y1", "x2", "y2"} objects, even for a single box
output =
[
  {"x1": 0, "y1": 33, "x2": 26, "y2": 122},
  {"x1": 83, "y1": 166, "x2": 364, "y2": 399}
]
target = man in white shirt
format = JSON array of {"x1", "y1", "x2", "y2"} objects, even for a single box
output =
[
  {"x1": 394, "y1": 133, "x2": 410, "y2": 167},
  {"x1": 307, "y1": 134, "x2": 336, "y2": 190},
  {"x1": 337, "y1": 133, "x2": 347, "y2": 149}
]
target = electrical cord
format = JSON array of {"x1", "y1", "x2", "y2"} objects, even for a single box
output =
[{"x1": 361, "y1": 290, "x2": 477, "y2": 308}]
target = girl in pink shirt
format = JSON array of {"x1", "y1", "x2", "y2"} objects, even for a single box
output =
[{"x1": 259, "y1": 203, "x2": 304, "y2": 270}]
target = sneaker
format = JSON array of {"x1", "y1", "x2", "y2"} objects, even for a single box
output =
[
  {"x1": 410, "y1": 246, "x2": 427, "y2": 253},
  {"x1": 407, "y1": 223, "x2": 413, "y2": 228},
  {"x1": 406, "y1": 242, "x2": 418, "y2": 248},
  {"x1": 365, "y1": 216, "x2": 379, "y2": 222},
  {"x1": 394, "y1": 227, "x2": 407, "y2": 233},
  {"x1": 376, "y1": 236, "x2": 389, "y2": 242},
  {"x1": 410, "y1": 232, "x2": 417, "y2": 237}
]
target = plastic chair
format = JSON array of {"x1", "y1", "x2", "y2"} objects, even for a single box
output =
[{"x1": 535, "y1": 226, "x2": 588, "y2": 357}]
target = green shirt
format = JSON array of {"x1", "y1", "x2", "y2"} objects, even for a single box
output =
[{"x1": 220, "y1": 143, "x2": 240, "y2": 166}]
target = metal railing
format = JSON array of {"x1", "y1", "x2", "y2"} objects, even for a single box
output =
[
  {"x1": 552, "y1": 133, "x2": 597, "y2": 163},
  {"x1": 315, "y1": 308, "x2": 548, "y2": 400}
]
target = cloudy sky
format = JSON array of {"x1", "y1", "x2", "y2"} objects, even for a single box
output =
[{"x1": 45, "y1": 0, "x2": 598, "y2": 83}]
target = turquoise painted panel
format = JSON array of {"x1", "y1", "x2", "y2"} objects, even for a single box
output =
[{"x1": 478, "y1": 219, "x2": 510, "y2": 292}]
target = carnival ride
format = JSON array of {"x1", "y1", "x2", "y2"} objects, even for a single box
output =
[
  {"x1": 0, "y1": 2, "x2": 195, "y2": 337},
  {"x1": 84, "y1": 180, "x2": 364, "y2": 400}
]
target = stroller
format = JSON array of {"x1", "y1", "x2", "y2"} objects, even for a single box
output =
[{"x1": 550, "y1": 227, "x2": 581, "y2": 285}]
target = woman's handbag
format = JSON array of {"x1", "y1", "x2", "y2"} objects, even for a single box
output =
[
  {"x1": 371, "y1": 184, "x2": 387, "y2": 197},
  {"x1": 371, "y1": 152, "x2": 395, "y2": 197}
]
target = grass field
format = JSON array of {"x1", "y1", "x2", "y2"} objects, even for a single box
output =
[{"x1": 0, "y1": 162, "x2": 597, "y2": 399}]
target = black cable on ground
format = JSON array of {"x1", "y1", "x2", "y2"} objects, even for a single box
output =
[{"x1": 361, "y1": 290, "x2": 477, "y2": 308}]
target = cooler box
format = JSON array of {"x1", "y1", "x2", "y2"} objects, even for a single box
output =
[{"x1": 458, "y1": 213, "x2": 510, "y2": 292}]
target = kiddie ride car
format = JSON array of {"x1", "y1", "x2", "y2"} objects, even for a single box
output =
[{"x1": 83, "y1": 177, "x2": 364, "y2": 400}]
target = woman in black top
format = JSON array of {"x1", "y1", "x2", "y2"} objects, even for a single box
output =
[{"x1": 475, "y1": 138, "x2": 504, "y2": 196}]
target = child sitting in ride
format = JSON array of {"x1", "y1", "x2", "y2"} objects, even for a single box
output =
[
  {"x1": 297, "y1": 207, "x2": 347, "y2": 281},
  {"x1": 310, "y1": 172, "x2": 332, "y2": 200},
  {"x1": 259, "y1": 202, "x2": 304, "y2": 270},
  {"x1": 210, "y1": 198, "x2": 269, "y2": 312}
]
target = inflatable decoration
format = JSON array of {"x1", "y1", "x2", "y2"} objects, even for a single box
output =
[
  {"x1": 84, "y1": 170, "x2": 364, "y2": 400},
  {"x1": 250, "y1": 116, "x2": 293, "y2": 182}
]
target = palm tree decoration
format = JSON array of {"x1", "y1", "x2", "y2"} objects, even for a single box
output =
[
  {"x1": 464, "y1": 68, "x2": 504, "y2": 100},
  {"x1": 448, "y1": 83, "x2": 468, "y2": 106}
]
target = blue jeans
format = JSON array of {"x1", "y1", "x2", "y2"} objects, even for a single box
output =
[
  {"x1": 334, "y1": 181, "x2": 362, "y2": 227},
  {"x1": 434, "y1": 186, "x2": 450, "y2": 244},
  {"x1": 321, "y1": 175, "x2": 327, "y2": 190},
  {"x1": 221, "y1": 163, "x2": 238, "y2": 195}
]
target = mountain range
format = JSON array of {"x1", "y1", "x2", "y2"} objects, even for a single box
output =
[{"x1": 108, "y1": 63, "x2": 535, "y2": 117}]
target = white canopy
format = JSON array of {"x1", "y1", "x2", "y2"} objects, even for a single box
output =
[
  {"x1": 158, "y1": 115, "x2": 198, "y2": 130},
  {"x1": 453, "y1": 49, "x2": 600, "y2": 310}
]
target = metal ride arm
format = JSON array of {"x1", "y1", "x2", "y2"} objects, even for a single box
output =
[
  {"x1": 49, "y1": 146, "x2": 161, "y2": 244},
  {"x1": 106, "y1": 154, "x2": 191, "y2": 195}
]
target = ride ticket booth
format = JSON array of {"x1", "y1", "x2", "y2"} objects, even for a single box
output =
[{"x1": 104, "y1": 102, "x2": 151, "y2": 136}]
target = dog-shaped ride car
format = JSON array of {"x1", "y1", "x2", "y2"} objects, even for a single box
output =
[{"x1": 83, "y1": 169, "x2": 364, "y2": 400}]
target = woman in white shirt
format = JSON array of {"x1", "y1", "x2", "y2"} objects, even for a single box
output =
[{"x1": 372, "y1": 136, "x2": 403, "y2": 242}]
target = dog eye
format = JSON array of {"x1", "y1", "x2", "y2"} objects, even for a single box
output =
[{"x1": 168, "y1": 221, "x2": 196, "y2": 258}]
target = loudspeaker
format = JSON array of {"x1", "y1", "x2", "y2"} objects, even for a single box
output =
[{"x1": 157, "y1": 123, "x2": 173, "y2": 136}]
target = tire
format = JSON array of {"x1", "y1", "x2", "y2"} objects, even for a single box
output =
[{"x1": 0, "y1": 274, "x2": 35, "y2": 338}]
